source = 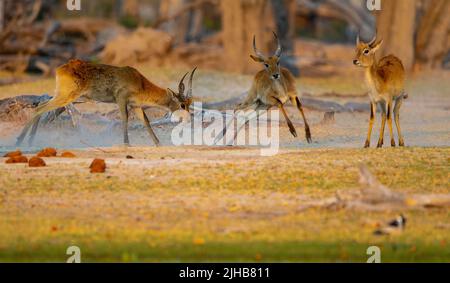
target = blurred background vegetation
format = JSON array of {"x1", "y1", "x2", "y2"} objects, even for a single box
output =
[{"x1": 0, "y1": 0, "x2": 448, "y2": 82}]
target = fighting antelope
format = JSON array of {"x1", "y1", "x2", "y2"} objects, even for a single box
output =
[
  {"x1": 16, "y1": 59, "x2": 196, "y2": 146},
  {"x1": 216, "y1": 32, "x2": 312, "y2": 145},
  {"x1": 353, "y1": 32, "x2": 407, "y2": 148}
]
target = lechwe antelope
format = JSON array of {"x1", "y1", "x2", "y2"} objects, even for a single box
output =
[
  {"x1": 15, "y1": 59, "x2": 197, "y2": 146},
  {"x1": 353, "y1": 32, "x2": 407, "y2": 148},
  {"x1": 216, "y1": 32, "x2": 312, "y2": 145}
]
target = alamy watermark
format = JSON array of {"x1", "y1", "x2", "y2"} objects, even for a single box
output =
[
  {"x1": 171, "y1": 103, "x2": 280, "y2": 157},
  {"x1": 66, "y1": 0, "x2": 380, "y2": 12},
  {"x1": 67, "y1": 0, "x2": 81, "y2": 11},
  {"x1": 66, "y1": 246, "x2": 81, "y2": 263},
  {"x1": 366, "y1": 0, "x2": 382, "y2": 11},
  {"x1": 367, "y1": 246, "x2": 381, "y2": 263}
]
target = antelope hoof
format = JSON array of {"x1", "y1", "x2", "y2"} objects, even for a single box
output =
[
  {"x1": 399, "y1": 139, "x2": 405, "y2": 147},
  {"x1": 377, "y1": 140, "x2": 384, "y2": 148},
  {"x1": 290, "y1": 129, "x2": 298, "y2": 138},
  {"x1": 391, "y1": 139, "x2": 396, "y2": 147},
  {"x1": 305, "y1": 128, "x2": 312, "y2": 143},
  {"x1": 364, "y1": 140, "x2": 370, "y2": 148}
]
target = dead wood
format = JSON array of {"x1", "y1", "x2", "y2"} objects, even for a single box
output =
[
  {"x1": 203, "y1": 93, "x2": 369, "y2": 113},
  {"x1": 0, "y1": 91, "x2": 370, "y2": 124},
  {"x1": 297, "y1": 165, "x2": 450, "y2": 212},
  {"x1": 154, "y1": 0, "x2": 218, "y2": 29},
  {"x1": 0, "y1": 10, "x2": 123, "y2": 74},
  {"x1": 297, "y1": 0, "x2": 374, "y2": 36}
]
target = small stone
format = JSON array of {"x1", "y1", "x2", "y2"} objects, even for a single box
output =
[
  {"x1": 29, "y1": 157, "x2": 46, "y2": 167},
  {"x1": 61, "y1": 151, "x2": 76, "y2": 158},
  {"x1": 37, "y1": 148, "x2": 57, "y2": 157},
  {"x1": 4, "y1": 150, "x2": 22, "y2": 158},
  {"x1": 126, "y1": 155, "x2": 134, "y2": 159},
  {"x1": 90, "y1": 159, "x2": 106, "y2": 173},
  {"x1": 5, "y1": 156, "x2": 28, "y2": 164}
]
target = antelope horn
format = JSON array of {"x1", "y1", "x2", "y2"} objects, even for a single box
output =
[
  {"x1": 178, "y1": 72, "x2": 189, "y2": 99},
  {"x1": 273, "y1": 32, "x2": 282, "y2": 58},
  {"x1": 356, "y1": 30, "x2": 360, "y2": 45},
  {"x1": 187, "y1": 67, "x2": 197, "y2": 99},
  {"x1": 368, "y1": 30, "x2": 377, "y2": 46},
  {"x1": 253, "y1": 35, "x2": 266, "y2": 60}
]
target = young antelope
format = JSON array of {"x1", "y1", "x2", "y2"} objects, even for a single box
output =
[{"x1": 353, "y1": 33, "x2": 408, "y2": 148}]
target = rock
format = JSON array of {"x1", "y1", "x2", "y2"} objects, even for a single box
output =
[
  {"x1": 37, "y1": 148, "x2": 57, "y2": 157},
  {"x1": 29, "y1": 157, "x2": 46, "y2": 168},
  {"x1": 5, "y1": 156, "x2": 28, "y2": 164},
  {"x1": 61, "y1": 151, "x2": 76, "y2": 158},
  {"x1": 90, "y1": 159, "x2": 106, "y2": 173},
  {"x1": 4, "y1": 150, "x2": 22, "y2": 158}
]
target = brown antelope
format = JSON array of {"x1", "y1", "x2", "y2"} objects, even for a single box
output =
[
  {"x1": 216, "y1": 32, "x2": 312, "y2": 145},
  {"x1": 16, "y1": 59, "x2": 196, "y2": 146},
  {"x1": 353, "y1": 32, "x2": 407, "y2": 148}
]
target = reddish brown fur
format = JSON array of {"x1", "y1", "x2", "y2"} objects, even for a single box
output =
[
  {"x1": 354, "y1": 38, "x2": 407, "y2": 148},
  {"x1": 231, "y1": 33, "x2": 312, "y2": 143},
  {"x1": 16, "y1": 60, "x2": 195, "y2": 147},
  {"x1": 376, "y1": 55, "x2": 405, "y2": 84}
]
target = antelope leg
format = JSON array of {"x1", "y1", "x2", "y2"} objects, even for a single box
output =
[
  {"x1": 213, "y1": 102, "x2": 265, "y2": 146},
  {"x1": 226, "y1": 108, "x2": 268, "y2": 146}
]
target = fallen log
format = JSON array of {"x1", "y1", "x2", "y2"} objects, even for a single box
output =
[
  {"x1": 204, "y1": 93, "x2": 370, "y2": 113},
  {"x1": 297, "y1": 165, "x2": 450, "y2": 212},
  {"x1": 0, "y1": 94, "x2": 77, "y2": 124},
  {"x1": 0, "y1": 92, "x2": 371, "y2": 124}
]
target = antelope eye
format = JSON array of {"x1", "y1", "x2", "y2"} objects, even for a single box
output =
[
  {"x1": 181, "y1": 104, "x2": 186, "y2": 110},
  {"x1": 264, "y1": 63, "x2": 269, "y2": 68},
  {"x1": 363, "y1": 49, "x2": 370, "y2": 55}
]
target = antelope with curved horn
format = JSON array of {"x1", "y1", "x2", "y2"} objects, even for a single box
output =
[
  {"x1": 353, "y1": 31, "x2": 407, "y2": 148},
  {"x1": 16, "y1": 59, "x2": 197, "y2": 146},
  {"x1": 216, "y1": 32, "x2": 312, "y2": 145}
]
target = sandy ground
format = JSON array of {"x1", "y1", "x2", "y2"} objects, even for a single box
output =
[{"x1": 0, "y1": 69, "x2": 448, "y2": 151}]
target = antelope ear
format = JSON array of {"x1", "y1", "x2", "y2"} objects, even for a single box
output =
[
  {"x1": 250, "y1": 55, "x2": 264, "y2": 62},
  {"x1": 167, "y1": 88, "x2": 177, "y2": 98},
  {"x1": 371, "y1": 39, "x2": 383, "y2": 52}
]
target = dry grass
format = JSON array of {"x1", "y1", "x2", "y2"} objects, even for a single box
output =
[{"x1": 0, "y1": 147, "x2": 449, "y2": 262}]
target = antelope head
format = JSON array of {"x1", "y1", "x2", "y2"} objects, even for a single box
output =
[
  {"x1": 250, "y1": 32, "x2": 283, "y2": 80},
  {"x1": 353, "y1": 31, "x2": 383, "y2": 68},
  {"x1": 167, "y1": 67, "x2": 197, "y2": 113}
]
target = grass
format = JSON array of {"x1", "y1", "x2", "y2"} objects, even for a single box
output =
[{"x1": 0, "y1": 147, "x2": 449, "y2": 262}]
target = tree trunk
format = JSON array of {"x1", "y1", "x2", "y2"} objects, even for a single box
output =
[
  {"x1": 159, "y1": 0, "x2": 204, "y2": 45},
  {"x1": 270, "y1": 0, "x2": 299, "y2": 75},
  {"x1": 122, "y1": 0, "x2": 139, "y2": 17},
  {"x1": 220, "y1": 0, "x2": 275, "y2": 74},
  {"x1": 415, "y1": 0, "x2": 450, "y2": 70},
  {"x1": 375, "y1": 0, "x2": 416, "y2": 71},
  {"x1": 270, "y1": 0, "x2": 295, "y2": 53},
  {"x1": 0, "y1": 0, "x2": 5, "y2": 33}
]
